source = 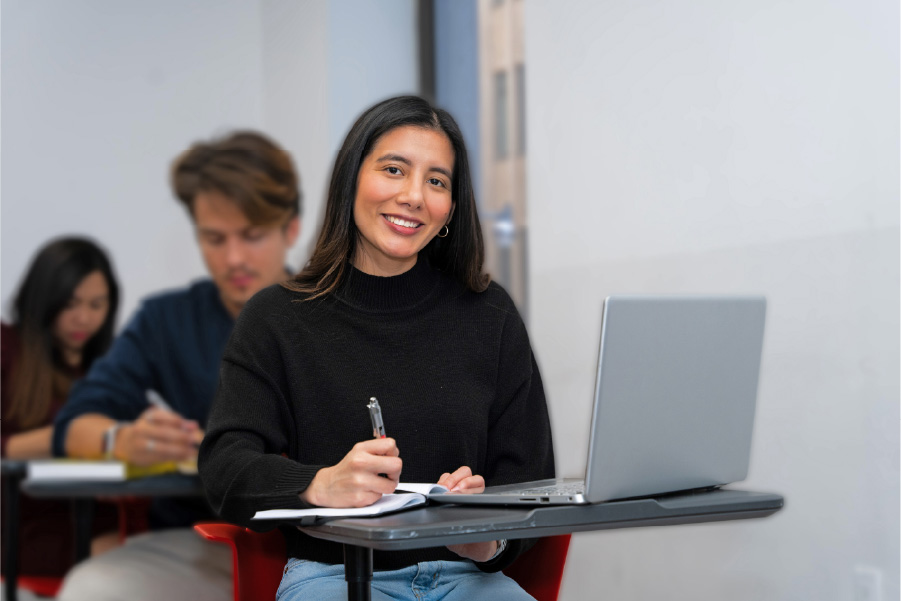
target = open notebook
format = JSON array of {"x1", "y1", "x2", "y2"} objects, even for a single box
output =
[{"x1": 251, "y1": 483, "x2": 450, "y2": 522}]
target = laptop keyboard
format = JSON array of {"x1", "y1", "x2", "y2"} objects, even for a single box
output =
[{"x1": 518, "y1": 482, "x2": 585, "y2": 496}]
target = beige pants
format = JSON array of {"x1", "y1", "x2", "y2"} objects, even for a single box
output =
[{"x1": 57, "y1": 529, "x2": 232, "y2": 601}]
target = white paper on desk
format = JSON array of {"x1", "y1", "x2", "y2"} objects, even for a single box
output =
[
  {"x1": 27, "y1": 460, "x2": 127, "y2": 481},
  {"x1": 394, "y1": 482, "x2": 448, "y2": 495},
  {"x1": 251, "y1": 483, "x2": 449, "y2": 520}
]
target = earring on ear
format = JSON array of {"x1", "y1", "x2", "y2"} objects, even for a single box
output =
[{"x1": 437, "y1": 225, "x2": 450, "y2": 238}]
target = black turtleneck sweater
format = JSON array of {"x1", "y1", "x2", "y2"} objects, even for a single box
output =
[{"x1": 199, "y1": 259, "x2": 555, "y2": 572}]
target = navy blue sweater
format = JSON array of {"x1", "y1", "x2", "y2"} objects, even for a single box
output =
[{"x1": 53, "y1": 279, "x2": 234, "y2": 527}]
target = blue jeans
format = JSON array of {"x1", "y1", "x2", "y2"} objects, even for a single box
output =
[{"x1": 276, "y1": 557, "x2": 536, "y2": 601}]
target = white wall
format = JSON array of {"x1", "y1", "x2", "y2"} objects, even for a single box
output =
[
  {"x1": 259, "y1": 0, "x2": 331, "y2": 265},
  {"x1": 525, "y1": 1, "x2": 899, "y2": 600},
  {"x1": 1, "y1": 0, "x2": 418, "y2": 323},
  {"x1": 1, "y1": 0, "x2": 265, "y2": 322},
  {"x1": 327, "y1": 0, "x2": 419, "y2": 152}
]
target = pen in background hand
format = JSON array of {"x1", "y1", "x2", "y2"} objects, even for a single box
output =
[
  {"x1": 146, "y1": 389, "x2": 175, "y2": 413},
  {"x1": 146, "y1": 389, "x2": 202, "y2": 448},
  {"x1": 367, "y1": 397, "x2": 386, "y2": 438}
]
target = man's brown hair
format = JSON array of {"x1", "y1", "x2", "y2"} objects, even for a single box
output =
[{"x1": 171, "y1": 131, "x2": 301, "y2": 225}]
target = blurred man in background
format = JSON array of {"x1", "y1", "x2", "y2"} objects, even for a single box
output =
[{"x1": 53, "y1": 131, "x2": 302, "y2": 601}]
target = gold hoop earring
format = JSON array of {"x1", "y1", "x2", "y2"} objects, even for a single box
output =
[{"x1": 437, "y1": 225, "x2": 450, "y2": 238}]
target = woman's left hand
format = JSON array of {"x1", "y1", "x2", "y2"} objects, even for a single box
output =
[
  {"x1": 439, "y1": 467, "x2": 501, "y2": 562},
  {"x1": 437, "y1": 465, "x2": 484, "y2": 493}
]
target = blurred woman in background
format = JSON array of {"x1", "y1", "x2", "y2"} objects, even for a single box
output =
[{"x1": 1, "y1": 236, "x2": 121, "y2": 577}]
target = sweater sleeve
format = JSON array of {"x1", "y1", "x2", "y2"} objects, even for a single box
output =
[
  {"x1": 485, "y1": 300, "x2": 556, "y2": 487},
  {"x1": 477, "y1": 293, "x2": 556, "y2": 572},
  {"x1": 198, "y1": 288, "x2": 324, "y2": 529}
]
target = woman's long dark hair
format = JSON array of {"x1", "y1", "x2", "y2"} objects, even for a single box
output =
[
  {"x1": 6, "y1": 237, "x2": 119, "y2": 428},
  {"x1": 286, "y1": 95, "x2": 488, "y2": 298}
]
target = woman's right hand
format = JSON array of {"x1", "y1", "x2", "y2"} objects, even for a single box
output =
[{"x1": 300, "y1": 438, "x2": 402, "y2": 508}]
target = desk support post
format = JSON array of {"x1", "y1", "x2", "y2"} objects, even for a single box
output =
[
  {"x1": 72, "y1": 498, "x2": 94, "y2": 562},
  {"x1": 3, "y1": 471, "x2": 23, "y2": 601},
  {"x1": 343, "y1": 543, "x2": 373, "y2": 601}
]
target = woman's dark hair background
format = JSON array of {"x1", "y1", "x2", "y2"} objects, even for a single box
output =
[
  {"x1": 287, "y1": 95, "x2": 488, "y2": 298},
  {"x1": 6, "y1": 237, "x2": 119, "y2": 428}
]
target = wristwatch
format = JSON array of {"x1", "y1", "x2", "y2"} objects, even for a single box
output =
[
  {"x1": 103, "y1": 422, "x2": 126, "y2": 460},
  {"x1": 487, "y1": 539, "x2": 507, "y2": 561}
]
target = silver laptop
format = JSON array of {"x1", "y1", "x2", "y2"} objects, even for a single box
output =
[{"x1": 432, "y1": 295, "x2": 767, "y2": 506}]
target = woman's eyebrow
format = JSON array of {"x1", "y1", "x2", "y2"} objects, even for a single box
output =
[
  {"x1": 429, "y1": 166, "x2": 452, "y2": 179},
  {"x1": 375, "y1": 153, "x2": 411, "y2": 165},
  {"x1": 375, "y1": 153, "x2": 452, "y2": 179}
]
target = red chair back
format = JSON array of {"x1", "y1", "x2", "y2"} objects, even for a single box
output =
[
  {"x1": 194, "y1": 523, "x2": 570, "y2": 601},
  {"x1": 503, "y1": 534, "x2": 571, "y2": 601},
  {"x1": 194, "y1": 523, "x2": 285, "y2": 601}
]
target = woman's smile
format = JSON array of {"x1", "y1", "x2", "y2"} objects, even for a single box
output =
[{"x1": 383, "y1": 214, "x2": 424, "y2": 232}]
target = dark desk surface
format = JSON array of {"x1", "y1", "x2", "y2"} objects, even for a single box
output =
[
  {"x1": 299, "y1": 487, "x2": 783, "y2": 551},
  {"x1": 1, "y1": 459, "x2": 27, "y2": 477},
  {"x1": 2, "y1": 459, "x2": 203, "y2": 499}
]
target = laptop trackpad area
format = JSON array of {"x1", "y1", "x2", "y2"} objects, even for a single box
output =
[{"x1": 430, "y1": 478, "x2": 588, "y2": 505}]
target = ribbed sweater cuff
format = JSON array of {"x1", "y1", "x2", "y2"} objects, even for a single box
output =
[
  {"x1": 475, "y1": 537, "x2": 534, "y2": 573},
  {"x1": 256, "y1": 463, "x2": 327, "y2": 511}
]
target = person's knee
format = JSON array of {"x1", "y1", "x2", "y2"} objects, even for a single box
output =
[
  {"x1": 445, "y1": 571, "x2": 535, "y2": 601},
  {"x1": 57, "y1": 542, "x2": 164, "y2": 601},
  {"x1": 58, "y1": 531, "x2": 232, "y2": 601},
  {"x1": 277, "y1": 576, "x2": 349, "y2": 601},
  {"x1": 277, "y1": 560, "x2": 348, "y2": 601},
  {"x1": 58, "y1": 560, "x2": 127, "y2": 601}
]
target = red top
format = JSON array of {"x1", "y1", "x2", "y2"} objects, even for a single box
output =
[{"x1": 1, "y1": 322, "x2": 118, "y2": 577}]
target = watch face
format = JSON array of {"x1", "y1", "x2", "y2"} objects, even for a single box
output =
[
  {"x1": 103, "y1": 422, "x2": 123, "y2": 459},
  {"x1": 103, "y1": 426, "x2": 113, "y2": 454},
  {"x1": 490, "y1": 539, "x2": 507, "y2": 561}
]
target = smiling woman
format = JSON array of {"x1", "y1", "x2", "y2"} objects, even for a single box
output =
[{"x1": 199, "y1": 96, "x2": 556, "y2": 601}]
